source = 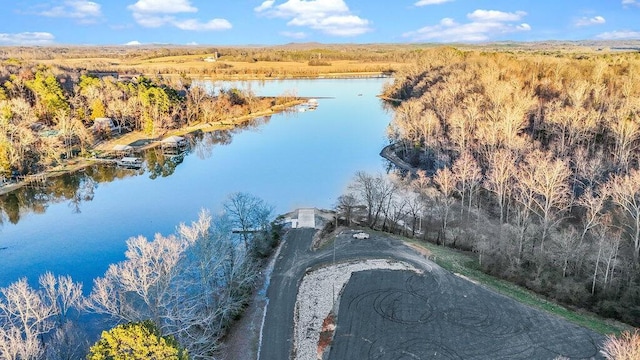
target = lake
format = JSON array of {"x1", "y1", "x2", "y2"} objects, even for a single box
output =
[{"x1": 0, "y1": 78, "x2": 393, "y2": 290}]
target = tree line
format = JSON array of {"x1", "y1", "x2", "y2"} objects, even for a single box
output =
[
  {"x1": 0, "y1": 193, "x2": 275, "y2": 359},
  {"x1": 0, "y1": 61, "x2": 278, "y2": 179},
  {"x1": 339, "y1": 48, "x2": 640, "y2": 326}
]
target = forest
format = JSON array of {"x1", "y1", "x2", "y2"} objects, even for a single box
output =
[
  {"x1": 0, "y1": 60, "x2": 281, "y2": 180},
  {"x1": 337, "y1": 47, "x2": 640, "y2": 327}
]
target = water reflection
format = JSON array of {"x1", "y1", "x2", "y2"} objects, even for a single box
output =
[
  {"x1": 1, "y1": 167, "x2": 129, "y2": 225},
  {"x1": 0, "y1": 115, "x2": 275, "y2": 227}
]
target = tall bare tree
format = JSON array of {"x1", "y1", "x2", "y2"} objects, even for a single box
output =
[
  {"x1": 606, "y1": 169, "x2": 640, "y2": 262},
  {"x1": 0, "y1": 278, "x2": 58, "y2": 360},
  {"x1": 486, "y1": 149, "x2": 516, "y2": 223},
  {"x1": 223, "y1": 192, "x2": 274, "y2": 253},
  {"x1": 453, "y1": 151, "x2": 483, "y2": 217},
  {"x1": 517, "y1": 151, "x2": 572, "y2": 252},
  {"x1": 433, "y1": 167, "x2": 456, "y2": 245}
]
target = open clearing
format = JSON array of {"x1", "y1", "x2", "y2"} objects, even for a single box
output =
[
  {"x1": 260, "y1": 227, "x2": 607, "y2": 360},
  {"x1": 329, "y1": 269, "x2": 603, "y2": 359}
]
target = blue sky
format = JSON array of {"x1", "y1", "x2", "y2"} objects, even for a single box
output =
[{"x1": 1, "y1": 0, "x2": 639, "y2": 46}]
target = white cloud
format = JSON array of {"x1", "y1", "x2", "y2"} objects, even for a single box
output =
[
  {"x1": 403, "y1": 9, "x2": 531, "y2": 42},
  {"x1": 596, "y1": 30, "x2": 640, "y2": 40},
  {"x1": 128, "y1": 0, "x2": 231, "y2": 31},
  {"x1": 622, "y1": 0, "x2": 639, "y2": 6},
  {"x1": 575, "y1": 15, "x2": 606, "y2": 27},
  {"x1": 415, "y1": 0, "x2": 454, "y2": 6},
  {"x1": 173, "y1": 18, "x2": 232, "y2": 31},
  {"x1": 255, "y1": 0, "x2": 371, "y2": 37},
  {"x1": 255, "y1": 0, "x2": 275, "y2": 12},
  {"x1": 0, "y1": 32, "x2": 55, "y2": 45},
  {"x1": 128, "y1": 0, "x2": 196, "y2": 14},
  {"x1": 281, "y1": 31, "x2": 307, "y2": 39},
  {"x1": 467, "y1": 10, "x2": 526, "y2": 22},
  {"x1": 38, "y1": 0, "x2": 101, "y2": 23},
  {"x1": 186, "y1": 41, "x2": 198, "y2": 45},
  {"x1": 125, "y1": 40, "x2": 142, "y2": 45},
  {"x1": 132, "y1": 13, "x2": 174, "y2": 27}
]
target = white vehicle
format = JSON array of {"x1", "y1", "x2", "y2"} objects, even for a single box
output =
[{"x1": 352, "y1": 232, "x2": 370, "y2": 239}]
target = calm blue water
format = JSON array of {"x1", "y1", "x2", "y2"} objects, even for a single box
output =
[{"x1": 0, "y1": 78, "x2": 392, "y2": 290}]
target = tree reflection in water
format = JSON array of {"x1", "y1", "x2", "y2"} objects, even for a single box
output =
[{"x1": 0, "y1": 119, "x2": 272, "y2": 226}]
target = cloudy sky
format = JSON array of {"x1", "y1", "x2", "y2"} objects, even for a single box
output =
[{"x1": 1, "y1": 0, "x2": 639, "y2": 46}]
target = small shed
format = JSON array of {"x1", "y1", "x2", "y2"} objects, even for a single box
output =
[
  {"x1": 161, "y1": 135, "x2": 186, "y2": 147},
  {"x1": 160, "y1": 135, "x2": 188, "y2": 154}
]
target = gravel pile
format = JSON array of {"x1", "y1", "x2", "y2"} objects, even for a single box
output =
[{"x1": 292, "y1": 259, "x2": 420, "y2": 360}]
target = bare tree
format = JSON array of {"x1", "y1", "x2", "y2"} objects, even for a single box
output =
[
  {"x1": 88, "y1": 208, "x2": 263, "y2": 359},
  {"x1": 350, "y1": 172, "x2": 397, "y2": 229},
  {"x1": 609, "y1": 105, "x2": 640, "y2": 172},
  {"x1": 551, "y1": 227, "x2": 580, "y2": 278},
  {"x1": 433, "y1": 167, "x2": 456, "y2": 245},
  {"x1": 223, "y1": 192, "x2": 274, "y2": 253},
  {"x1": 404, "y1": 190, "x2": 425, "y2": 237},
  {"x1": 453, "y1": 151, "x2": 483, "y2": 218},
  {"x1": 606, "y1": 169, "x2": 640, "y2": 262},
  {"x1": 0, "y1": 278, "x2": 57, "y2": 360},
  {"x1": 44, "y1": 321, "x2": 89, "y2": 360},
  {"x1": 517, "y1": 151, "x2": 572, "y2": 252},
  {"x1": 590, "y1": 215, "x2": 620, "y2": 294},
  {"x1": 576, "y1": 189, "x2": 606, "y2": 246},
  {"x1": 39, "y1": 273, "x2": 84, "y2": 324},
  {"x1": 336, "y1": 193, "x2": 358, "y2": 226},
  {"x1": 383, "y1": 191, "x2": 407, "y2": 234},
  {"x1": 486, "y1": 149, "x2": 516, "y2": 223},
  {"x1": 88, "y1": 234, "x2": 184, "y2": 325}
]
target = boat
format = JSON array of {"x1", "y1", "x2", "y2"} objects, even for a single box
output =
[{"x1": 116, "y1": 157, "x2": 143, "y2": 169}]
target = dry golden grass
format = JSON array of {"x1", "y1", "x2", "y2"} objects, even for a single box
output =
[
  {"x1": 40, "y1": 54, "x2": 405, "y2": 79},
  {"x1": 38, "y1": 55, "x2": 407, "y2": 79}
]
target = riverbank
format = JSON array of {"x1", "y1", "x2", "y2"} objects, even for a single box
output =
[
  {"x1": 380, "y1": 143, "x2": 416, "y2": 174},
  {"x1": 0, "y1": 99, "x2": 305, "y2": 197}
]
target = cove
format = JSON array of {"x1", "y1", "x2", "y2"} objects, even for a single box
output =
[{"x1": 0, "y1": 78, "x2": 392, "y2": 290}]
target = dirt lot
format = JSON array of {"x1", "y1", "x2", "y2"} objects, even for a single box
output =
[
  {"x1": 329, "y1": 269, "x2": 604, "y2": 359},
  {"x1": 257, "y1": 228, "x2": 605, "y2": 360}
]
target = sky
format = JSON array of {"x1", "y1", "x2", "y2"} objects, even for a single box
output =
[{"x1": 0, "y1": 0, "x2": 639, "y2": 46}]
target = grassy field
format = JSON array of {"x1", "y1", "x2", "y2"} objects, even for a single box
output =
[
  {"x1": 40, "y1": 55, "x2": 405, "y2": 79},
  {"x1": 400, "y1": 236, "x2": 633, "y2": 336}
]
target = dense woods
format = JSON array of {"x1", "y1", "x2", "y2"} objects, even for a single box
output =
[
  {"x1": 0, "y1": 60, "x2": 278, "y2": 180},
  {"x1": 340, "y1": 48, "x2": 640, "y2": 326}
]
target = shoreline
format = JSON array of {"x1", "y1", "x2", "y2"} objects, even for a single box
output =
[
  {"x1": 0, "y1": 99, "x2": 305, "y2": 197},
  {"x1": 379, "y1": 143, "x2": 417, "y2": 175},
  {"x1": 199, "y1": 72, "x2": 392, "y2": 81}
]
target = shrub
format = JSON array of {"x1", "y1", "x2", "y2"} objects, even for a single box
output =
[
  {"x1": 601, "y1": 330, "x2": 640, "y2": 360},
  {"x1": 87, "y1": 321, "x2": 188, "y2": 360}
]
